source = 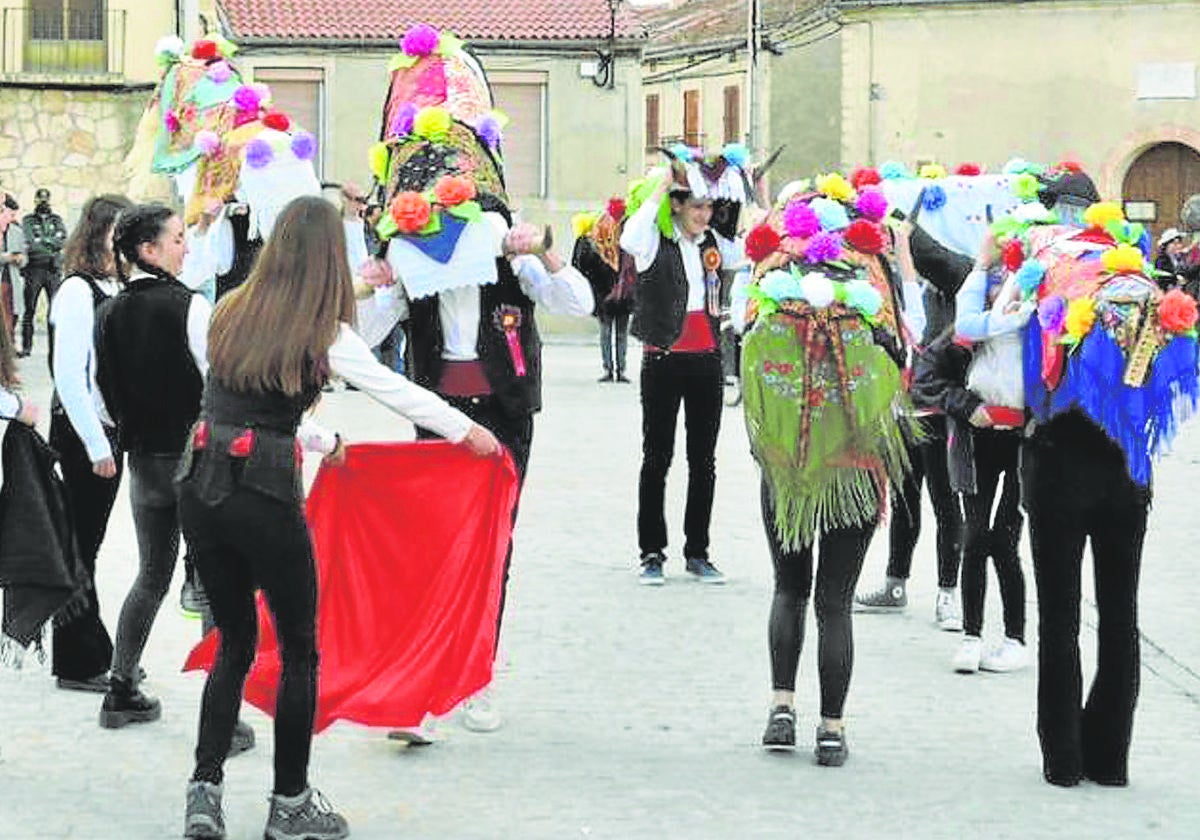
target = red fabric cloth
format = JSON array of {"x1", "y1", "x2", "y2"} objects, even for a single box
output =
[
  {"x1": 646, "y1": 311, "x2": 717, "y2": 354},
  {"x1": 183, "y1": 440, "x2": 519, "y2": 732},
  {"x1": 438, "y1": 360, "x2": 492, "y2": 397}
]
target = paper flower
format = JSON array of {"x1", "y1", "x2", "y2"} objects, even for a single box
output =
[
  {"x1": 476, "y1": 115, "x2": 502, "y2": 149},
  {"x1": 390, "y1": 103, "x2": 419, "y2": 137},
  {"x1": 571, "y1": 212, "x2": 599, "y2": 239},
  {"x1": 401, "y1": 24, "x2": 441, "y2": 57},
  {"x1": 1084, "y1": 202, "x2": 1125, "y2": 229},
  {"x1": 855, "y1": 189, "x2": 888, "y2": 223},
  {"x1": 413, "y1": 106, "x2": 452, "y2": 141},
  {"x1": 845, "y1": 279, "x2": 883, "y2": 316},
  {"x1": 244, "y1": 137, "x2": 274, "y2": 169},
  {"x1": 163, "y1": 111, "x2": 181, "y2": 134},
  {"x1": 1064, "y1": 297, "x2": 1096, "y2": 341},
  {"x1": 955, "y1": 163, "x2": 983, "y2": 176},
  {"x1": 782, "y1": 201, "x2": 820, "y2": 239},
  {"x1": 759, "y1": 269, "x2": 803, "y2": 302},
  {"x1": 721, "y1": 143, "x2": 750, "y2": 168},
  {"x1": 799, "y1": 272, "x2": 836, "y2": 308},
  {"x1": 844, "y1": 219, "x2": 887, "y2": 255},
  {"x1": 1003, "y1": 157, "x2": 1034, "y2": 175},
  {"x1": 606, "y1": 197, "x2": 627, "y2": 221},
  {"x1": 154, "y1": 35, "x2": 184, "y2": 64},
  {"x1": 390, "y1": 191, "x2": 433, "y2": 234},
  {"x1": 918, "y1": 163, "x2": 947, "y2": 180},
  {"x1": 263, "y1": 110, "x2": 291, "y2": 132},
  {"x1": 805, "y1": 231, "x2": 844, "y2": 263},
  {"x1": 810, "y1": 197, "x2": 850, "y2": 231},
  {"x1": 232, "y1": 85, "x2": 262, "y2": 113},
  {"x1": 1012, "y1": 202, "x2": 1055, "y2": 225},
  {"x1": 1101, "y1": 244, "x2": 1145, "y2": 275},
  {"x1": 191, "y1": 40, "x2": 218, "y2": 61},
  {"x1": 433, "y1": 174, "x2": 476, "y2": 206},
  {"x1": 290, "y1": 131, "x2": 317, "y2": 161},
  {"x1": 1015, "y1": 259, "x2": 1046, "y2": 296},
  {"x1": 745, "y1": 223, "x2": 782, "y2": 263},
  {"x1": 368, "y1": 142, "x2": 390, "y2": 181},
  {"x1": 816, "y1": 172, "x2": 855, "y2": 203},
  {"x1": 250, "y1": 83, "x2": 273, "y2": 106},
  {"x1": 1012, "y1": 173, "x2": 1040, "y2": 201},
  {"x1": 206, "y1": 60, "x2": 232, "y2": 84},
  {"x1": 921, "y1": 185, "x2": 947, "y2": 212},
  {"x1": 880, "y1": 161, "x2": 910, "y2": 180},
  {"x1": 1002, "y1": 239, "x2": 1025, "y2": 272},
  {"x1": 194, "y1": 130, "x2": 221, "y2": 156},
  {"x1": 1038, "y1": 296, "x2": 1067, "y2": 333},
  {"x1": 1057, "y1": 159, "x2": 1084, "y2": 174},
  {"x1": 849, "y1": 167, "x2": 882, "y2": 189},
  {"x1": 1159, "y1": 289, "x2": 1199, "y2": 333}
]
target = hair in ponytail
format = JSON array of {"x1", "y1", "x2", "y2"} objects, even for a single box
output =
[{"x1": 112, "y1": 203, "x2": 177, "y2": 280}]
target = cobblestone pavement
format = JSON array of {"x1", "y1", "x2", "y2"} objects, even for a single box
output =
[{"x1": 2, "y1": 338, "x2": 1199, "y2": 839}]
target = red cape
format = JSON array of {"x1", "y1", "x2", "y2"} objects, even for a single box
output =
[{"x1": 183, "y1": 441, "x2": 519, "y2": 732}]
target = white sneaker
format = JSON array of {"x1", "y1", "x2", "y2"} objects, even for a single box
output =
[
  {"x1": 935, "y1": 589, "x2": 963, "y2": 632},
  {"x1": 979, "y1": 637, "x2": 1029, "y2": 673},
  {"x1": 461, "y1": 687, "x2": 502, "y2": 732},
  {"x1": 952, "y1": 636, "x2": 983, "y2": 673}
]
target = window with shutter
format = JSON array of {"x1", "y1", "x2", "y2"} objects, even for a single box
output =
[
  {"x1": 492, "y1": 82, "x2": 547, "y2": 198},
  {"x1": 723, "y1": 86, "x2": 740, "y2": 145},
  {"x1": 683, "y1": 90, "x2": 701, "y2": 147},
  {"x1": 645, "y1": 94, "x2": 660, "y2": 151}
]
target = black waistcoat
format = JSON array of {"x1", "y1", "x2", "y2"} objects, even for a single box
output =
[
  {"x1": 630, "y1": 231, "x2": 719, "y2": 349},
  {"x1": 405, "y1": 258, "x2": 542, "y2": 418}
]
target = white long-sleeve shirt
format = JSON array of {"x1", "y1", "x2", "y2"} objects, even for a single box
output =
[
  {"x1": 0, "y1": 384, "x2": 19, "y2": 419},
  {"x1": 954, "y1": 268, "x2": 1031, "y2": 342},
  {"x1": 297, "y1": 323, "x2": 474, "y2": 453}
]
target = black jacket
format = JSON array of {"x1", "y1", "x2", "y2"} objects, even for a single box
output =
[
  {"x1": 571, "y1": 236, "x2": 632, "y2": 319},
  {"x1": 21, "y1": 210, "x2": 67, "y2": 269},
  {"x1": 910, "y1": 330, "x2": 986, "y2": 494},
  {"x1": 630, "y1": 232, "x2": 719, "y2": 349}
]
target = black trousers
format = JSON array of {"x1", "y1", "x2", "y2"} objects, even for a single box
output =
[
  {"x1": 960, "y1": 429, "x2": 1025, "y2": 641},
  {"x1": 887, "y1": 416, "x2": 962, "y2": 588},
  {"x1": 1022, "y1": 411, "x2": 1148, "y2": 784},
  {"x1": 418, "y1": 394, "x2": 533, "y2": 643},
  {"x1": 762, "y1": 479, "x2": 875, "y2": 719},
  {"x1": 20, "y1": 263, "x2": 57, "y2": 352},
  {"x1": 598, "y1": 308, "x2": 630, "y2": 376},
  {"x1": 181, "y1": 481, "x2": 317, "y2": 796},
  {"x1": 49, "y1": 411, "x2": 122, "y2": 680},
  {"x1": 638, "y1": 351, "x2": 722, "y2": 560}
]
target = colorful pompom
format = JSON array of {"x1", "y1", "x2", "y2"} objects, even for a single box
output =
[
  {"x1": 1038, "y1": 296, "x2": 1067, "y2": 334},
  {"x1": 669, "y1": 143, "x2": 695, "y2": 163},
  {"x1": 849, "y1": 167, "x2": 882, "y2": 189},
  {"x1": 475, "y1": 115, "x2": 502, "y2": 149},
  {"x1": 154, "y1": 35, "x2": 184, "y2": 64},
  {"x1": 921, "y1": 185, "x2": 947, "y2": 212},
  {"x1": 1064, "y1": 297, "x2": 1096, "y2": 341},
  {"x1": 816, "y1": 172, "x2": 855, "y2": 203},
  {"x1": 244, "y1": 137, "x2": 274, "y2": 169},
  {"x1": 955, "y1": 163, "x2": 983, "y2": 176},
  {"x1": 571, "y1": 212, "x2": 599, "y2": 239},
  {"x1": 746, "y1": 223, "x2": 782, "y2": 263},
  {"x1": 918, "y1": 163, "x2": 947, "y2": 180},
  {"x1": 368, "y1": 142, "x2": 390, "y2": 182},
  {"x1": 844, "y1": 219, "x2": 888, "y2": 255},
  {"x1": 401, "y1": 24, "x2": 441, "y2": 57},
  {"x1": 391, "y1": 103, "x2": 419, "y2": 137},
  {"x1": 232, "y1": 85, "x2": 262, "y2": 113},
  {"x1": 1012, "y1": 174, "x2": 1040, "y2": 201},
  {"x1": 163, "y1": 111, "x2": 181, "y2": 134},
  {"x1": 1014, "y1": 259, "x2": 1046, "y2": 296},
  {"x1": 250, "y1": 83, "x2": 273, "y2": 106},
  {"x1": 1101, "y1": 244, "x2": 1145, "y2": 275},
  {"x1": 390, "y1": 191, "x2": 433, "y2": 234},
  {"x1": 855, "y1": 188, "x2": 889, "y2": 222},
  {"x1": 191, "y1": 40, "x2": 219, "y2": 61},
  {"x1": 1002, "y1": 239, "x2": 1025, "y2": 272},
  {"x1": 799, "y1": 272, "x2": 836, "y2": 308},
  {"x1": 809, "y1": 197, "x2": 850, "y2": 232},
  {"x1": 1084, "y1": 202, "x2": 1125, "y2": 229},
  {"x1": 782, "y1": 201, "x2": 820, "y2": 239},
  {"x1": 290, "y1": 131, "x2": 317, "y2": 161},
  {"x1": 206, "y1": 60, "x2": 232, "y2": 84},
  {"x1": 805, "y1": 231, "x2": 844, "y2": 264},
  {"x1": 721, "y1": 143, "x2": 750, "y2": 168},
  {"x1": 879, "y1": 161, "x2": 910, "y2": 180},
  {"x1": 413, "y1": 106, "x2": 452, "y2": 141},
  {"x1": 759, "y1": 269, "x2": 803, "y2": 302},
  {"x1": 262, "y1": 110, "x2": 291, "y2": 132},
  {"x1": 1012, "y1": 202, "x2": 1056, "y2": 225},
  {"x1": 193, "y1": 130, "x2": 221, "y2": 157},
  {"x1": 606, "y1": 197, "x2": 627, "y2": 221},
  {"x1": 1159, "y1": 289, "x2": 1199, "y2": 333},
  {"x1": 433, "y1": 174, "x2": 476, "y2": 206},
  {"x1": 845, "y1": 279, "x2": 883, "y2": 316}
]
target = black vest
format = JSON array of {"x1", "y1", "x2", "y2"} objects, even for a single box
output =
[
  {"x1": 94, "y1": 277, "x2": 204, "y2": 455},
  {"x1": 406, "y1": 258, "x2": 542, "y2": 418},
  {"x1": 48, "y1": 273, "x2": 108, "y2": 416},
  {"x1": 630, "y1": 232, "x2": 719, "y2": 349}
]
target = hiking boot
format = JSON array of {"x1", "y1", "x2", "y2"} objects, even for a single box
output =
[
  {"x1": 952, "y1": 636, "x2": 983, "y2": 674},
  {"x1": 99, "y1": 676, "x2": 161, "y2": 728},
  {"x1": 638, "y1": 552, "x2": 666, "y2": 586},
  {"x1": 935, "y1": 588, "x2": 963, "y2": 632},
  {"x1": 854, "y1": 577, "x2": 907, "y2": 611},
  {"x1": 228, "y1": 719, "x2": 256, "y2": 758},
  {"x1": 685, "y1": 557, "x2": 726, "y2": 584},
  {"x1": 761, "y1": 705, "x2": 796, "y2": 752},
  {"x1": 979, "y1": 638, "x2": 1029, "y2": 673},
  {"x1": 264, "y1": 787, "x2": 349, "y2": 840},
  {"x1": 814, "y1": 726, "x2": 849, "y2": 767},
  {"x1": 184, "y1": 781, "x2": 225, "y2": 839}
]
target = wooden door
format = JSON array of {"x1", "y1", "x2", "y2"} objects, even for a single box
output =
[
  {"x1": 683, "y1": 89, "x2": 701, "y2": 148},
  {"x1": 1122, "y1": 142, "x2": 1200, "y2": 241}
]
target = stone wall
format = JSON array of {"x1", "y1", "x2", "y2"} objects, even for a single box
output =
[{"x1": 0, "y1": 86, "x2": 152, "y2": 225}]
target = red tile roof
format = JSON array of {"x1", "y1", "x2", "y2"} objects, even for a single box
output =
[{"x1": 219, "y1": 0, "x2": 645, "y2": 43}]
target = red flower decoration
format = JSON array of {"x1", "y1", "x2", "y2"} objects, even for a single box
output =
[
  {"x1": 1058, "y1": 159, "x2": 1084, "y2": 174},
  {"x1": 606, "y1": 197, "x2": 627, "y2": 221},
  {"x1": 191, "y1": 40, "x2": 219, "y2": 61},
  {"x1": 1159, "y1": 289, "x2": 1199, "y2": 333},
  {"x1": 746, "y1": 223, "x2": 781, "y2": 263},
  {"x1": 433, "y1": 175, "x2": 476, "y2": 206},
  {"x1": 390, "y1": 191, "x2": 433, "y2": 234},
  {"x1": 263, "y1": 110, "x2": 291, "y2": 132},
  {"x1": 844, "y1": 219, "x2": 887, "y2": 255},
  {"x1": 849, "y1": 167, "x2": 882, "y2": 189},
  {"x1": 955, "y1": 163, "x2": 983, "y2": 176},
  {"x1": 1002, "y1": 239, "x2": 1025, "y2": 272},
  {"x1": 807, "y1": 389, "x2": 825, "y2": 407}
]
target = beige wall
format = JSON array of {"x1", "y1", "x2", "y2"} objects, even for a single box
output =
[
  {"x1": 839, "y1": 0, "x2": 1200, "y2": 196},
  {"x1": 767, "y1": 32, "x2": 842, "y2": 186},
  {"x1": 114, "y1": 0, "x2": 178, "y2": 83}
]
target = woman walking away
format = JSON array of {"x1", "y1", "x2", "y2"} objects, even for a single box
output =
[
  {"x1": 48, "y1": 194, "x2": 132, "y2": 692},
  {"x1": 179, "y1": 196, "x2": 498, "y2": 840}
]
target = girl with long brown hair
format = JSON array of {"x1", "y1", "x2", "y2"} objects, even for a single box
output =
[{"x1": 179, "y1": 195, "x2": 497, "y2": 840}]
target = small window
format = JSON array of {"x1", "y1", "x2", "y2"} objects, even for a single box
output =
[
  {"x1": 645, "y1": 94, "x2": 660, "y2": 151},
  {"x1": 492, "y1": 81, "x2": 547, "y2": 198},
  {"x1": 683, "y1": 89, "x2": 701, "y2": 148},
  {"x1": 722, "y1": 86, "x2": 740, "y2": 145}
]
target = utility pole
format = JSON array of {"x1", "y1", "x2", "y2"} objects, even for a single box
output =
[{"x1": 745, "y1": 0, "x2": 763, "y2": 156}]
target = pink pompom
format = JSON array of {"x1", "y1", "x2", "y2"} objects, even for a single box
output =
[
  {"x1": 206, "y1": 60, "x2": 232, "y2": 84},
  {"x1": 401, "y1": 24, "x2": 440, "y2": 57},
  {"x1": 855, "y1": 188, "x2": 889, "y2": 222},
  {"x1": 232, "y1": 84, "x2": 261, "y2": 113},
  {"x1": 805, "y1": 231, "x2": 843, "y2": 264},
  {"x1": 782, "y1": 201, "x2": 820, "y2": 239},
  {"x1": 245, "y1": 137, "x2": 274, "y2": 169},
  {"x1": 164, "y1": 111, "x2": 181, "y2": 134},
  {"x1": 194, "y1": 130, "x2": 221, "y2": 156},
  {"x1": 390, "y1": 103, "x2": 419, "y2": 137}
]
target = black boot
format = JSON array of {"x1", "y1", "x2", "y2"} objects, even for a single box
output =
[{"x1": 99, "y1": 675, "x2": 161, "y2": 729}]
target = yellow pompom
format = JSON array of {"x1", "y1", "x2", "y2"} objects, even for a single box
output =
[
  {"x1": 1101, "y1": 244, "x2": 1145, "y2": 275},
  {"x1": 918, "y1": 163, "x2": 947, "y2": 180},
  {"x1": 571, "y1": 212, "x2": 599, "y2": 239},
  {"x1": 367, "y1": 142, "x2": 390, "y2": 182},
  {"x1": 413, "y1": 106, "x2": 452, "y2": 141},
  {"x1": 815, "y1": 173, "x2": 855, "y2": 203},
  {"x1": 1065, "y1": 297, "x2": 1096, "y2": 340},
  {"x1": 1083, "y1": 202, "x2": 1124, "y2": 229}
]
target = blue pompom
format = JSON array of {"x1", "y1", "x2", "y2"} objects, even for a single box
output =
[
  {"x1": 670, "y1": 143, "x2": 694, "y2": 163},
  {"x1": 880, "y1": 161, "x2": 910, "y2": 180},
  {"x1": 722, "y1": 142, "x2": 750, "y2": 168},
  {"x1": 921, "y1": 185, "x2": 947, "y2": 212},
  {"x1": 1015, "y1": 259, "x2": 1046, "y2": 295}
]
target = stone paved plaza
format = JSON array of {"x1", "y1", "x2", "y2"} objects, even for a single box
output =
[{"x1": 2, "y1": 338, "x2": 1199, "y2": 839}]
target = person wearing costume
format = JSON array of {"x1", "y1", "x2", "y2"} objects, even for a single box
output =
[
  {"x1": 736, "y1": 172, "x2": 910, "y2": 765},
  {"x1": 572, "y1": 198, "x2": 634, "y2": 382},
  {"x1": 178, "y1": 195, "x2": 498, "y2": 840},
  {"x1": 620, "y1": 149, "x2": 750, "y2": 585},
  {"x1": 1005, "y1": 170, "x2": 1198, "y2": 787}
]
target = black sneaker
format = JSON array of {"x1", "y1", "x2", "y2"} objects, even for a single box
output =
[
  {"x1": 228, "y1": 719, "x2": 256, "y2": 758},
  {"x1": 264, "y1": 787, "x2": 349, "y2": 840},
  {"x1": 615, "y1": 373, "x2": 631, "y2": 383},
  {"x1": 638, "y1": 551, "x2": 666, "y2": 586},
  {"x1": 56, "y1": 673, "x2": 110, "y2": 693},
  {"x1": 98, "y1": 677, "x2": 161, "y2": 729},
  {"x1": 598, "y1": 372, "x2": 614, "y2": 382},
  {"x1": 815, "y1": 726, "x2": 849, "y2": 767},
  {"x1": 184, "y1": 781, "x2": 225, "y2": 839},
  {"x1": 685, "y1": 557, "x2": 726, "y2": 584},
  {"x1": 761, "y1": 705, "x2": 796, "y2": 751}
]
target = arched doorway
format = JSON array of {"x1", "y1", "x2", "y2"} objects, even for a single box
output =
[{"x1": 1122, "y1": 142, "x2": 1200, "y2": 242}]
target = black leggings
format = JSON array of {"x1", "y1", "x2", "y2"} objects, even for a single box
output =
[
  {"x1": 960, "y1": 430, "x2": 1025, "y2": 641},
  {"x1": 762, "y1": 479, "x2": 874, "y2": 720},
  {"x1": 181, "y1": 482, "x2": 317, "y2": 797},
  {"x1": 887, "y1": 417, "x2": 962, "y2": 588}
]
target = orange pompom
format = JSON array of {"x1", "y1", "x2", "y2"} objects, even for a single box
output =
[
  {"x1": 432, "y1": 175, "x2": 476, "y2": 207},
  {"x1": 1160, "y1": 289, "x2": 1199, "y2": 333},
  {"x1": 390, "y1": 191, "x2": 433, "y2": 234}
]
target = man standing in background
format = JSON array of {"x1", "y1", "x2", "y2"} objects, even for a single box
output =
[
  {"x1": 1, "y1": 192, "x2": 27, "y2": 343},
  {"x1": 20, "y1": 187, "x2": 68, "y2": 357}
]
